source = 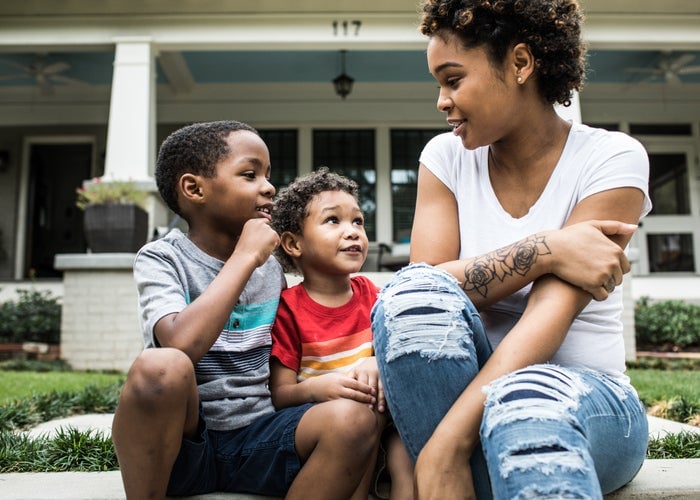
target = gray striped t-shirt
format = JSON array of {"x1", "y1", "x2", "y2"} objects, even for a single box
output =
[{"x1": 133, "y1": 228, "x2": 285, "y2": 431}]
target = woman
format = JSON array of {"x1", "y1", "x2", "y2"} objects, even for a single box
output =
[{"x1": 372, "y1": 1, "x2": 651, "y2": 498}]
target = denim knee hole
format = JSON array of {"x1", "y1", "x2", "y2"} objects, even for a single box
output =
[{"x1": 379, "y1": 269, "x2": 475, "y2": 363}]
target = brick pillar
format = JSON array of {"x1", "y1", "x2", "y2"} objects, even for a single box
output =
[{"x1": 54, "y1": 253, "x2": 143, "y2": 372}]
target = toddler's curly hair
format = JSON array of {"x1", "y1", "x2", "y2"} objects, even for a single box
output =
[
  {"x1": 420, "y1": 0, "x2": 587, "y2": 106},
  {"x1": 272, "y1": 167, "x2": 359, "y2": 273}
]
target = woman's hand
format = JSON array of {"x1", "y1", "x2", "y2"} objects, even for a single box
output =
[
  {"x1": 414, "y1": 433, "x2": 476, "y2": 500},
  {"x1": 548, "y1": 220, "x2": 636, "y2": 301}
]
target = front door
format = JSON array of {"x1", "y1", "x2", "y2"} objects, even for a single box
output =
[{"x1": 26, "y1": 143, "x2": 92, "y2": 278}]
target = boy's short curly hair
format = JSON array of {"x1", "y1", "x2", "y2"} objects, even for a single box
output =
[
  {"x1": 155, "y1": 120, "x2": 258, "y2": 217},
  {"x1": 420, "y1": 0, "x2": 586, "y2": 106},
  {"x1": 272, "y1": 167, "x2": 360, "y2": 273}
]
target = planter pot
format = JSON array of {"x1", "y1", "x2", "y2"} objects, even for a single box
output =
[{"x1": 83, "y1": 204, "x2": 149, "y2": 253}]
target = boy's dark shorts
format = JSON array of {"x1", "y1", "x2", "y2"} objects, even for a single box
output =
[{"x1": 167, "y1": 403, "x2": 313, "y2": 497}]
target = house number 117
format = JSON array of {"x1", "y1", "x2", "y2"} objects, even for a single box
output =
[{"x1": 332, "y1": 20, "x2": 362, "y2": 36}]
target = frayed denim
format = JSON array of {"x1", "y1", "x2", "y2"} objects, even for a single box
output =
[{"x1": 371, "y1": 264, "x2": 648, "y2": 500}]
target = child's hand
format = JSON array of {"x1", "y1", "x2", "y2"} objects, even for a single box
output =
[
  {"x1": 235, "y1": 218, "x2": 280, "y2": 267},
  {"x1": 308, "y1": 373, "x2": 376, "y2": 406},
  {"x1": 348, "y1": 357, "x2": 386, "y2": 412}
]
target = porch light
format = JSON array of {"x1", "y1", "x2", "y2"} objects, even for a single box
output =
[{"x1": 332, "y1": 50, "x2": 354, "y2": 99}]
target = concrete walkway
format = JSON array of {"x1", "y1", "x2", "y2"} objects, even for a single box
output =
[
  {"x1": 1, "y1": 413, "x2": 698, "y2": 499},
  {"x1": 22, "y1": 412, "x2": 698, "y2": 441}
]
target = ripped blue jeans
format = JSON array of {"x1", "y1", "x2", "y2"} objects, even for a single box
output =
[{"x1": 371, "y1": 264, "x2": 648, "y2": 499}]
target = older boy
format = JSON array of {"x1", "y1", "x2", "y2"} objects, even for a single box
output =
[{"x1": 112, "y1": 121, "x2": 380, "y2": 499}]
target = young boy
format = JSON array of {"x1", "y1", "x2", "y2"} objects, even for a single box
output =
[
  {"x1": 111, "y1": 121, "x2": 380, "y2": 499},
  {"x1": 270, "y1": 167, "x2": 414, "y2": 500}
]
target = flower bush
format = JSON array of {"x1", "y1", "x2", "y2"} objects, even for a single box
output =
[{"x1": 75, "y1": 178, "x2": 147, "y2": 210}]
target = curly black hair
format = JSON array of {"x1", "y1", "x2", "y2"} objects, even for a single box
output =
[
  {"x1": 420, "y1": 0, "x2": 587, "y2": 106},
  {"x1": 155, "y1": 120, "x2": 258, "y2": 217},
  {"x1": 271, "y1": 167, "x2": 360, "y2": 273}
]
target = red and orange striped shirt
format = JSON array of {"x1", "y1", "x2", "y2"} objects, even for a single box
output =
[{"x1": 271, "y1": 276, "x2": 379, "y2": 381}]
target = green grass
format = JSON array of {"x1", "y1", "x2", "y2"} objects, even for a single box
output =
[
  {"x1": 0, "y1": 363, "x2": 123, "y2": 473},
  {"x1": 0, "y1": 370, "x2": 124, "y2": 404},
  {"x1": 0, "y1": 428, "x2": 118, "y2": 472},
  {"x1": 628, "y1": 360, "x2": 700, "y2": 426},
  {"x1": 628, "y1": 368, "x2": 700, "y2": 406},
  {"x1": 647, "y1": 431, "x2": 700, "y2": 459},
  {"x1": 0, "y1": 361, "x2": 698, "y2": 471},
  {"x1": 0, "y1": 381, "x2": 123, "y2": 433}
]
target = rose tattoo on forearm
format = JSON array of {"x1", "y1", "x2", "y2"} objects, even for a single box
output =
[{"x1": 462, "y1": 235, "x2": 551, "y2": 297}]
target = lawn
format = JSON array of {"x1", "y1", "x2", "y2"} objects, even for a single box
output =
[
  {"x1": 0, "y1": 362, "x2": 697, "y2": 425},
  {"x1": 628, "y1": 368, "x2": 700, "y2": 405},
  {"x1": 628, "y1": 364, "x2": 700, "y2": 427},
  {"x1": 0, "y1": 361, "x2": 698, "y2": 469},
  {"x1": 0, "y1": 370, "x2": 124, "y2": 404}
]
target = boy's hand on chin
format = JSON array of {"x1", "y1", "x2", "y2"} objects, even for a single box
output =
[{"x1": 235, "y1": 219, "x2": 281, "y2": 266}]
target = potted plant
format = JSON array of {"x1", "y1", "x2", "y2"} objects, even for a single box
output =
[{"x1": 76, "y1": 177, "x2": 149, "y2": 253}]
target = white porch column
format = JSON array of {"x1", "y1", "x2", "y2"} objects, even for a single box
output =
[{"x1": 103, "y1": 37, "x2": 156, "y2": 182}]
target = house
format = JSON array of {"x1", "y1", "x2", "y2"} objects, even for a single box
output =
[{"x1": 0, "y1": 0, "x2": 698, "y2": 305}]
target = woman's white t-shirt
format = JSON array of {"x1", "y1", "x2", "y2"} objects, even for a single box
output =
[{"x1": 419, "y1": 121, "x2": 651, "y2": 380}]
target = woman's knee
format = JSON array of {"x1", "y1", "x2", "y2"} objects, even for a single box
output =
[
  {"x1": 480, "y1": 367, "x2": 607, "y2": 497},
  {"x1": 480, "y1": 365, "x2": 590, "y2": 446},
  {"x1": 374, "y1": 265, "x2": 480, "y2": 364}
]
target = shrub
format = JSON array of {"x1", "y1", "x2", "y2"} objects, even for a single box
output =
[
  {"x1": 0, "y1": 381, "x2": 122, "y2": 432},
  {"x1": 647, "y1": 431, "x2": 700, "y2": 459},
  {"x1": 0, "y1": 289, "x2": 62, "y2": 344},
  {"x1": 647, "y1": 397, "x2": 700, "y2": 426},
  {"x1": 0, "y1": 359, "x2": 71, "y2": 372},
  {"x1": 0, "y1": 377, "x2": 122, "y2": 472},
  {"x1": 635, "y1": 296, "x2": 700, "y2": 349},
  {"x1": 0, "y1": 428, "x2": 118, "y2": 472}
]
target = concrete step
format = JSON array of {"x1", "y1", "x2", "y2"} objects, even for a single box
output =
[
  {"x1": 605, "y1": 459, "x2": 700, "y2": 499},
  {"x1": 1, "y1": 460, "x2": 700, "y2": 500},
  {"x1": 4, "y1": 414, "x2": 698, "y2": 499}
]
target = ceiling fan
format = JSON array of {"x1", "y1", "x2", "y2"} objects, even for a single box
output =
[
  {"x1": 0, "y1": 54, "x2": 88, "y2": 95},
  {"x1": 625, "y1": 52, "x2": 700, "y2": 85}
]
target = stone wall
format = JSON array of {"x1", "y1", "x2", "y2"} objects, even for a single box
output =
[{"x1": 54, "y1": 253, "x2": 142, "y2": 373}]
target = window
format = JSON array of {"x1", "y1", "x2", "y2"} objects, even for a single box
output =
[
  {"x1": 313, "y1": 130, "x2": 376, "y2": 240},
  {"x1": 648, "y1": 153, "x2": 690, "y2": 215},
  {"x1": 647, "y1": 233, "x2": 695, "y2": 273},
  {"x1": 629, "y1": 124, "x2": 692, "y2": 136},
  {"x1": 390, "y1": 129, "x2": 446, "y2": 242},
  {"x1": 587, "y1": 123, "x2": 620, "y2": 132},
  {"x1": 258, "y1": 129, "x2": 298, "y2": 192},
  {"x1": 630, "y1": 139, "x2": 698, "y2": 275}
]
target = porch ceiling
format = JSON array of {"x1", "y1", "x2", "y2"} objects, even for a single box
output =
[{"x1": 1, "y1": 49, "x2": 700, "y2": 96}]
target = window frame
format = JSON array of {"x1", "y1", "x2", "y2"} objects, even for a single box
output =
[{"x1": 630, "y1": 138, "x2": 699, "y2": 275}]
